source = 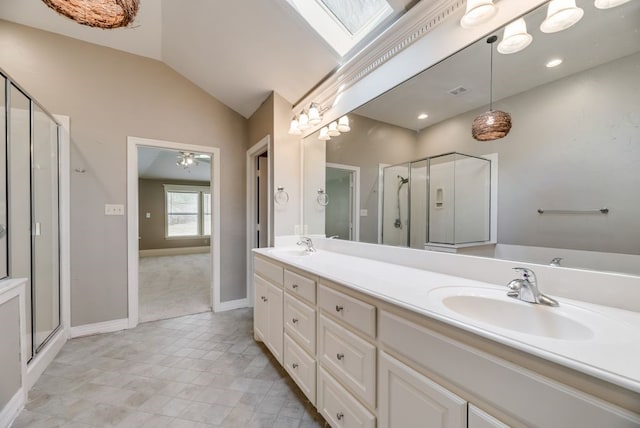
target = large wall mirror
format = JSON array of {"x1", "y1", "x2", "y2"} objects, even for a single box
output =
[{"x1": 302, "y1": 0, "x2": 640, "y2": 276}]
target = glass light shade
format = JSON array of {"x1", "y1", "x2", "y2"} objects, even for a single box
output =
[
  {"x1": 328, "y1": 122, "x2": 341, "y2": 137},
  {"x1": 337, "y1": 115, "x2": 351, "y2": 132},
  {"x1": 460, "y1": 0, "x2": 497, "y2": 29},
  {"x1": 288, "y1": 119, "x2": 302, "y2": 135},
  {"x1": 308, "y1": 104, "x2": 322, "y2": 126},
  {"x1": 318, "y1": 127, "x2": 331, "y2": 141},
  {"x1": 540, "y1": 0, "x2": 584, "y2": 33},
  {"x1": 298, "y1": 112, "x2": 310, "y2": 130},
  {"x1": 497, "y1": 18, "x2": 533, "y2": 54},
  {"x1": 594, "y1": 0, "x2": 631, "y2": 8}
]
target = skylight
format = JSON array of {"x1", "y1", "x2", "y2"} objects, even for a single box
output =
[{"x1": 286, "y1": 0, "x2": 398, "y2": 57}]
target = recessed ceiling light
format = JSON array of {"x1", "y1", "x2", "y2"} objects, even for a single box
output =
[
  {"x1": 418, "y1": 113, "x2": 429, "y2": 120},
  {"x1": 546, "y1": 58, "x2": 563, "y2": 68}
]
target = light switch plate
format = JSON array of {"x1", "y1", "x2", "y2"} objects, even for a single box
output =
[
  {"x1": 360, "y1": 209, "x2": 368, "y2": 216},
  {"x1": 105, "y1": 204, "x2": 125, "y2": 216}
]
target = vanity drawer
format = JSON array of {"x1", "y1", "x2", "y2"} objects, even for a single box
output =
[
  {"x1": 284, "y1": 293, "x2": 316, "y2": 354},
  {"x1": 318, "y1": 314, "x2": 376, "y2": 408},
  {"x1": 318, "y1": 283, "x2": 376, "y2": 338},
  {"x1": 284, "y1": 269, "x2": 316, "y2": 304},
  {"x1": 254, "y1": 256, "x2": 283, "y2": 286},
  {"x1": 284, "y1": 333, "x2": 316, "y2": 405},
  {"x1": 317, "y1": 366, "x2": 376, "y2": 428}
]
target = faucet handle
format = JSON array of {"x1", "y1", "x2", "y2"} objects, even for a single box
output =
[{"x1": 512, "y1": 267, "x2": 535, "y2": 281}]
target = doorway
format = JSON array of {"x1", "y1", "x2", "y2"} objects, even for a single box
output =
[
  {"x1": 326, "y1": 163, "x2": 360, "y2": 241},
  {"x1": 127, "y1": 137, "x2": 221, "y2": 328}
]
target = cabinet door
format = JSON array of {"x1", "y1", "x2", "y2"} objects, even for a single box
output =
[
  {"x1": 253, "y1": 275, "x2": 267, "y2": 341},
  {"x1": 378, "y1": 350, "x2": 467, "y2": 428},
  {"x1": 266, "y1": 281, "x2": 284, "y2": 364},
  {"x1": 468, "y1": 405, "x2": 510, "y2": 428}
]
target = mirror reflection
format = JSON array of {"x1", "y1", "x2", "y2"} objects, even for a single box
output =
[{"x1": 302, "y1": 0, "x2": 640, "y2": 275}]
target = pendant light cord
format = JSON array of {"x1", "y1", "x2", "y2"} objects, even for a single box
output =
[{"x1": 489, "y1": 40, "x2": 493, "y2": 111}]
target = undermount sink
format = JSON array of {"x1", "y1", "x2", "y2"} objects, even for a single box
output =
[
  {"x1": 269, "y1": 248, "x2": 314, "y2": 258},
  {"x1": 429, "y1": 287, "x2": 601, "y2": 341}
]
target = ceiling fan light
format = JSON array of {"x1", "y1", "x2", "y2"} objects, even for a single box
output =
[
  {"x1": 298, "y1": 112, "x2": 310, "y2": 131},
  {"x1": 328, "y1": 121, "x2": 341, "y2": 137},
  {"x1": 337, "y1": 116, "x2": 351, "y2": 132},
  {"x1": 288, "y1": 119, "x2": 302, "y2": 135},
  {"x1": 318, "y1": 127, "x2": 331, "y2": 141},
  {"x1": 594, "y1": 0, "x2": 631, "y2": 8},
  {"x1": 308, "y1": 103, "x2": 322, "y2": 126},
  {"x1": 497, "y1": 18, "x2": 533, "y2": 54},
  {"x1": 540, "y1": 0, "x2": 584, "y2": 33},
  {"x1": 472, "y1": 110, "x2": 512, "y2": 141},
  {"x1": 460, "y1": 0, "x2": 497, "y2": 29}
]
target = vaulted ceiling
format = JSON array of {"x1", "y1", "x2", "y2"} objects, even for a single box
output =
[{"x1": 0, "y1": 0, "x2": 345, "y2": 118}]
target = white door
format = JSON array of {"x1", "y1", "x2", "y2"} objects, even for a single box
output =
[{"x1": 378, "y1": 350, "x2": 467, "y2": 428}]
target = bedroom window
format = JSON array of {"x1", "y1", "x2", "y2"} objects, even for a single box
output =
[{"x1": 164, "y1": 184, "x2": 211, "y2": 238}]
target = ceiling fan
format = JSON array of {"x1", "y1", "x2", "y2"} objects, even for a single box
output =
[{"x1": 176, "y1": 152, "x2": 211, "y2": 168}]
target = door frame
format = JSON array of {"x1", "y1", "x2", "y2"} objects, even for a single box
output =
[
  {"x1": 126, "y1": 136, "x2": 221, "y2": 328},
  {"x1": 326, "y1": 162, "x2": 360, "y2": 241},
  {"x1": 246, "y1": 135, "x2": 272, "y2": 307}
]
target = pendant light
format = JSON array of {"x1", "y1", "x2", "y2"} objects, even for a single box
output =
[
  {"x1": 460, "y1": 0, "x2": 497, "y2": 28},
  {"x1": 497, "y1": 18, "x2": 533, "y2": 55},
  {"x1": 41, "y1": 0, "x2": 139, "y2": 29},
  {"x1": 540, "y1": 0, "x2": 584, "y2": 33},
  {"x1": 594, "y1": 0, "x2": 631, "y2": 9},
  {"x1": 472, "y1": 36, "x2": 512, "y2": 142}
]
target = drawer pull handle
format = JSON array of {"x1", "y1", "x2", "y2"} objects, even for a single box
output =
[
  {"x1": 292, "y1": 284, "x2": 299, "y2": 289},
  {"x1": 292, "y1": 318, "x2": 299, "y2": 324},
  {"x1": 263, "y1": 297, "x2": 268, "y2": 302},
  {"x1": 336, "y1": 353, "x2": 345, "y2": 361},
  {"x1": 292, "y1": 363, "x2": 299, "y2": 369},
  {"x1": 335, "y1": 305, "x2": 344, "y2": 312},
  {"x1": 337, "y1": 412, "x2": 344, "y2": 421}
]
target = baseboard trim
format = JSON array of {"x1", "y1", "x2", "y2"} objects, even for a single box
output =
[
  {"x1": 70, "y1": 318, "x2": 129, "y2": 339},
  {"x1": 216, "y1": 298, "x2": 249, "y2": 312},
  {"x1": 26, "y1": 327, "x2": 67, "y2": 390},
  {"x1": 0, "y1": 388, "x2": 24, "y2": 428},
  {"x1": 139, "y1": 246, "x2": 210, "y2": 257}
]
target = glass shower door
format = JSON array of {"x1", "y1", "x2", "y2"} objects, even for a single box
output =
[
  {"x1": 0, "y1": 77, "x2": 6, "y2": 279},
  {"x1": 32, "y1": 105, "x2": 60, "y2": 352}
]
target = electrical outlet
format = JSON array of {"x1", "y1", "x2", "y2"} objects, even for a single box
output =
[
  {"x1": 105, "y1": 204, "x2": 125, "y2": 216},
  {"x1": 360, "y1": 209, "x2": 368, "y2": 217},
  {"x1": 145, "y1": 212, "x2": 151, "y2": 219}
]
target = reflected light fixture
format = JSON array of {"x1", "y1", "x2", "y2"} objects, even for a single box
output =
[
  {"x1": 308, "y1": 103, "x2": 322, "y2": 126},
  {"x1": 318, "y1": 127, "x2": 331, "y2": 141},
  {"x1": 594, "y1": 0, "x2": 631, "y2": 8},
  {"x1": 298, "y1": 112, "x2": 310, "y2": 131},
  {"x1": 472, "y1": 36, "x2": 512, "y2": 142},
  {"x1": 337, "y1": 115, "x2": 350, "y2": 132},
  {"x1": 417, "y1": 113, "x2": 429, "y2": 120},
  {"x1": 498, "y1": 18, "x2": 533, "y2": 54},
  {"x1": 41, "y1": 0, "x2": 139, "y2": 28},
  {"x1": 328, "y1": 121, "x2": 341, "y2": 137},
  {"x1": 540, "y1": 0, "x2": 584, "y2": 33},
  {"x1": 546, "y1": 58, "x2": 563, "y2": 68},
  {"x1": 177, "y1": 152, "x2": 198, "y2": 169},
  {"x1": 460, "y1": 0, "x2": 497, "y2": 28},
  {"x1": 288, "y1": 118, "x2": 302, "y2": 135}
]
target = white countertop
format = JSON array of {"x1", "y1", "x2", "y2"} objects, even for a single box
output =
[{"x1": 254, "y1": 247, "x2": 640, "y2": 394}]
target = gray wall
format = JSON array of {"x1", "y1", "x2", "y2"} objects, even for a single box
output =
[
  {"x1": 326, "y1": 114, "x2": 417, "y2": 243},
  {"x1": 138, "y1": 179, "x2": 210, "y2": 251},
  {"x1": 416, "y1": 52, "x2": 640, "y2": 254},
  {"x1": 0, "y1": 20, "x2": 248, "y2": 325},
  {"x1": 0, "y1": 296, "x2": 21, "y2": 410}
]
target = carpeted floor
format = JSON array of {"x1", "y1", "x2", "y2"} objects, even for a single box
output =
[{"x1": 139, "y1": 253, "x2": 211, "y2": 323}]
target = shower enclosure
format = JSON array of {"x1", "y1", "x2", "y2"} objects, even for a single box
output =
[
  {"x1": 382, "y1": 152, "x2": 491, "y2": 249},
  {"x1": 2, "y1": 70, "x2": 61, "y2": 360}
]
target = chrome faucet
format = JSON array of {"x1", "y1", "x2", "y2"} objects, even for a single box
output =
[
  {"x1": 507, "y1": 267, "x2": 559, "y2": 307},
  {"x1": 549, "y1": 257, "x2": 563, "y2": 267},
  {"x1": 296, "y1": 237, "x2": 316, "y2": 253}
]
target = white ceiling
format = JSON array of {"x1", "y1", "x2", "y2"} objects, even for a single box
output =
[
  {"x1": 0, "y1": 0, "x2": 343, "y2": 118},
  {"x1": 355, "y1": 0, "x2": 640, "y2": 131},
  {"x1": 138, "y1": 146, "x2": 211, "y2": 182}
]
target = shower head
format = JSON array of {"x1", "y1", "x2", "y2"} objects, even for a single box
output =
[{"x1": 398, "y1": 175, "x2": 409, "y2": 184}]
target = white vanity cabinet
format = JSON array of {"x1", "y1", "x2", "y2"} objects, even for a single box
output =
[
  {"x1": 253, "y1": 256, "x2": 284, "y2": 364},
  {"x1": 378, "y1": 350, "x2": 467, "y2": 428},
  {"x1": 468, "y1": 405, "x2": 510, "y2": 428}
]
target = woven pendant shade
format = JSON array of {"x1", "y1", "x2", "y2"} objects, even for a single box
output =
[
  {"x1": 472, "y1": 110, "x2": 512, "y2": 141},
  {"x1": 41, "y1": 0, "x2": 139, "y2": 29}
]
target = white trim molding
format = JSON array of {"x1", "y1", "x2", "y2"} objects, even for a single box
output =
[
  {"x1": 69, "y1": 318, "x2": 129, "y2": 339},
  {"x1": 26, "y1": 327, "x2": 66, "y2": 390},
  {"x1": 127, "y1": 137, "x2": 222, "y2": 328},
  {"x1": 0, "y1": 388, "x2": 24, "y2": 428},
  {"x1": 139, "y1": 246, "x2": 210, "y2": 258},
  {"x1": 216, "y1": 298, "x2": 249, "y2": 312}
]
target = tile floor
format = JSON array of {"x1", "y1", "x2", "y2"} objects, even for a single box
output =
[
  {"x1": 139, "y1": 254, "x2": 211, "y2": 323},
  {"x1": 12, "y1": 309, "x2": 327, "y2": 427}
]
